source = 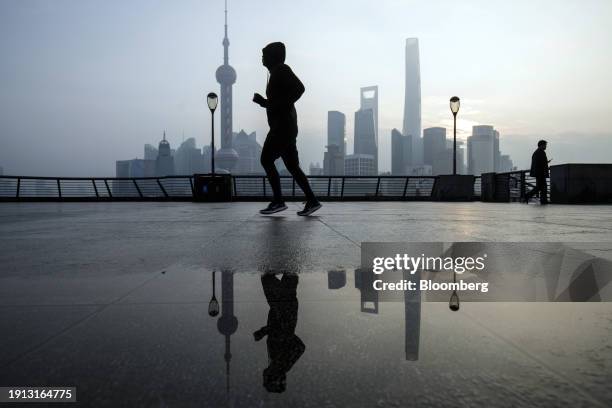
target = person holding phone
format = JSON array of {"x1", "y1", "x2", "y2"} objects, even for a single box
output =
[{"x1": 524, "y1": 140, "x2": 551, "y2": 204}]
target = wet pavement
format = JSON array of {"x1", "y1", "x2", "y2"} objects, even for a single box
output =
[{"x1": 1, "y1": 202, "x2": 612, "y2": 407}]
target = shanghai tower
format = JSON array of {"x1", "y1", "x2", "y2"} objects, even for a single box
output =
[
  {"x1": 215, "y1": 0, "x2": 239, "y2": 171},
  {"x1": 402, "y1": 38, "x2": 422, "y2": 166}
]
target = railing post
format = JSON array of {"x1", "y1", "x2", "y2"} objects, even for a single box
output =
[
  {"x1": 57, "y1": 178, "x2": 62, "y2": 199},
  {"x1": 262, "y1": 176, "x2": 266, "y2": 198},
  {"x1": 233, "y1": 176, "x2": 237, "y2": 197},
  {"x1": 189, "y1": 177, "x2": 195, "y2": 196},
  {"x1": 520, "y1": 171, "x2": 526, "y2": 199},
  {"x1": 133, "y1": 179, "x2": 143, "y2": 198},
  {"x1": 375, "y1": 177, "x2": 381, "y2": 197},
  {"x1": 403, "y1": 177, "x2": 409, "y2": 198},
  {"x1": 16, "y1": 177, "x2": 20, "y2": 198},
  {"x1": 327, "y1": 177, "x2": 331, "y2": 198},
  {"x1": 104, "y1": 179, "x2": 113, "y2": 198},
  {"x1": 157, "y1": 178, "x2": 169, "y2": 198},
  {"x1": 292, "y1": 177, "x2": 296, "y2": 197},
  {"x1": 92, "y1": 179, "x2": 99, "y2": 198},
  {"x1": 340, "y1": 177, "x2": 345, "y2": 200}
]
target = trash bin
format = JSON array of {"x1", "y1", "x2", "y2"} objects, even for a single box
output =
[{"x1": 193, "y1": 173, "x2": 232, "y2": 202}]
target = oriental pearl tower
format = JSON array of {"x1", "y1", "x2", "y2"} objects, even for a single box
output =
[{"x1": 214, "y1": 0, "x2": 239, "y2": 172}]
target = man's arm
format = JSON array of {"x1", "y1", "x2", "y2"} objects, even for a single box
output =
[
  {"x1": 265, "y1": 67, "x2": 304, "y2": 111},
  {"x1": 253, "y1": 93, "x2": 267, "y2": 108}
]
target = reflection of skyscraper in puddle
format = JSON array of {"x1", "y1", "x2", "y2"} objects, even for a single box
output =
[
  {"x1": 354, "y1": 267, "x2": 421, "y2": 360},
  {"x1": 404, "y1": 268, "x2": 421, "y2": 361},
  {"x1": 216, "y1": 270, "x2": 238, "y2": 393},
  {"x1": 354, "y1": 268, "x2": 379, "y2": 314}
]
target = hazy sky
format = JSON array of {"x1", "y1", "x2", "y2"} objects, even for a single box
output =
[{"x1": 1, "y1": 0, "x2": 611, "y2": 176}]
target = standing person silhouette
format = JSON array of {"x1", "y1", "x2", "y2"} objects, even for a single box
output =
[
  {"x1": 253, "y1": 42, "x2": 322, "y2": 216},
  {"x1": 524, "y1": 140, "x2": 551, "y2": 204}
]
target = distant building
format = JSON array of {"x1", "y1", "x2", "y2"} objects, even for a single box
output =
[
  {"x1": 144, "y1": 144, "x2": 158, "y2": 161},
  {"x1": 233, "y1": 130, "x2": 263, "y2": 174},
  {"x1": 467, "y1": 125, "x2": 496, "y2": 175},
  {"x1": 116, "y1": 159, "x2": 155, "y2": 178},
  {"x1": 354, "y1": 108, "x2": 378, "y2": 173},
  {"x1": 405, "y1": 165, "x2": 432, "y2": 176},
  {"x1": 499, "y1": 154, "x2": 514, "y2": 173},
  {"x1": 493, "y1": 130, "x2": 501, "y2": 172},
  {"x1": 324, "y1": 144, "x2": 344, "y2": 175},
  {"x1": 457, "y1": 143, "x2": 466, "y2": 174},
  {"x1": 327, "y1": 111, "x2": 346, "y2": 156},
  {"x1": 432, "y1": 148, "x2": 452, "y2": 175},
  {"x1": 175, "y1": 138, "x2": 206, "y2": 175},
  {"x1": 391, "y1": 128, "x2": 412, "y2": 175},
  {"x1": 360, "y1": 86, "x2": 378, "y2": 147},
  {"x1": 155, "y1": 131, "x2": 175, "y2": 176},
  {"x1": 345, "y1": 154, "x2": 376, "y2": 176},
  {"x1": 403, "y1": 38, "x2": 422, "y2": 165},
  {"x1": 423, "y1": 127, "x2": 446, "y2": 167},
  {"x1": 432, "y1": 139, "x2": 466, "y2": 175},
  {"x1": 214, "y1": 0, "x2": 239, "y2": 172},
  {"x1": 0, "y1": 165, "x2": 3, "y2": 176},
  {"x1": 309, "y1": 162, "x2": 324, "y2": 176}
]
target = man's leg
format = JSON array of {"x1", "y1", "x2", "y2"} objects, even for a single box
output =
[
  {"x1": 525, "y1": 180, "x2": 541, "y2": 202},
  {"x1": 261, "y1": 135, "x2": 284, "y2": 203},
  {"x1": 538, "y1": 176, "x2": 548, "y2": 204},
  {"x1": 280, "y1": 139, "x2": 316, "y2": 202}
]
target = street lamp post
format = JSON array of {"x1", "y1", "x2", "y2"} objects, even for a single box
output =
[
  {"x1": 207, "y1": 92, "x2": 218, "y2": 175},
  {"x1": 450, "y1": 96, "x2": 460, "y2": 175}
]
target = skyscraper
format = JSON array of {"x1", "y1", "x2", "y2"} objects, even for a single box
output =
[
  {"x1": 232, "y1": 130, "x2": 263, "y2": 174},
  {"x1": 354, "y1": 108, "x2": 378, "y2": 173},
  {"x1": 175, "y1": 138, "x2": 206, "y2": 175},
  {"x1": 156, "y1": 131, "x2": 175, "y2": 176},
  {"x1": 214, "y1": 0, "x2": 239, "y2": 172},
  {"x1": 327, "y1": 111, "x2": 346, "y2": 156},
  {"x1": 344, "y1": 154, "x2": 376, "y2": 176},
  {"x1": 144, "y1": 144, "x2": 158, "y2": 161},
  {"x1": 467, "y1": 125, "x2": 496, "y2": 175},
  {"x1": 360, "y1": 86, "x2": 378, "y2": 148},
  {"x1": 402, "y1": 38, "x2": 422, "y2": 166},
  {"x1": 423, "y1": 127, "x2": 446, "y2": 167},
  {"x1": 391, "y1": 128, "x2": 411, "y2": 176},
  {"x1": 323, "y1": 144, "x2": 344, "y2": 175}
]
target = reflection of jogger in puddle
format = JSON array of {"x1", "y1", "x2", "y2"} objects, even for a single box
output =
[{"x1": 254, "y1": 273, "x2": 305, "y2": 393}]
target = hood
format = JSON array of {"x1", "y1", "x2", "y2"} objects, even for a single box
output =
[{"x1": 262, "y1": 42, "x2": 286, "y2": 68}]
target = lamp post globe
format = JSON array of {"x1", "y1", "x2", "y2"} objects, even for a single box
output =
[
  {"x1": 207, "y1": 92, "x2": 218, "y2": 112},
  {"x1": 449, "y1": 96, "x2": 460, "y2": 174},
  {"x1": 450, "y1": 96, "x2": 460, "y2": 115}
]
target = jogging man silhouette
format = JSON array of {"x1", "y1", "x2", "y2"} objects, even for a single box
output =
[{"x1": 253, "y1": 42, "x2": 321, "y2": 216}]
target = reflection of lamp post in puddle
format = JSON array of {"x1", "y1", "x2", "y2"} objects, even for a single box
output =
[
  {"x1": 449, "y1": 269, "x2": 460, "y2": 311},
  {"x1": 208, "y1": 271, "x2": 219, "y2": 317},
  {"x1": 217, "y1": 270, "x2": 238, "y2": 394}
]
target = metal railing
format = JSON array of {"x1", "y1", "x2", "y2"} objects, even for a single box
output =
[
  {"x1": 496, "y1": 170, "x2": 549, "y2": 202},
  {"x1": 0, "y1": 174, "x2": 446, "y2": 201},
  {"x1": 3, "y1": 173, "x2": 547, "y2": 202}
]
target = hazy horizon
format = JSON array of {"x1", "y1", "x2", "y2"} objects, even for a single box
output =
[{"x1": 1, "y1": 0, "x2": 611, "y2": 176}]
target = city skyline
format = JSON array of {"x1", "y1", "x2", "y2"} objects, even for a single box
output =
[{"x1": 1, "y1": 0, "x2": 611, "y2": 176}]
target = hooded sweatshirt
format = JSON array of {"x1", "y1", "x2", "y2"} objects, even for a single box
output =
[{"x1": 263, "y1": 42, "x2": 305, "y2": 136}]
